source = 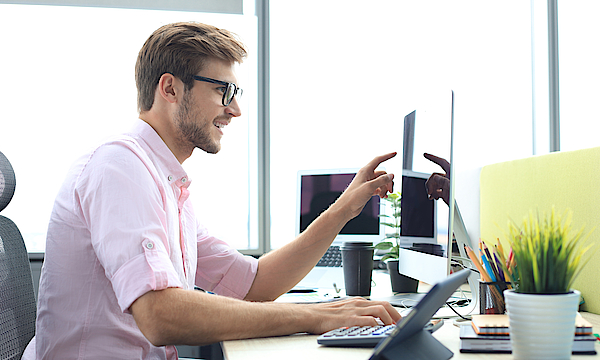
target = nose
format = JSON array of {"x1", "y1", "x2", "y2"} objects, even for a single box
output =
[{"x1": 226, "y1": 96, "x2": 242, "y2": 118}]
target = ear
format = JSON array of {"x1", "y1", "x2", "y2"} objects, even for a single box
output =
[{"x1": 156, "y1": 73, "x2": 182, "y2": 105}]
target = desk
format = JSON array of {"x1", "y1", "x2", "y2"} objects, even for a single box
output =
[
  {"x1": 223, "y1": 312, "x2": 600, "y2": 360},
  {"x1": 223, "y1": 271, "x2": 600, "y2": 359}
]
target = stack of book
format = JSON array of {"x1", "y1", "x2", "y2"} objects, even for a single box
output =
[{"x1": 459, "y1": 313, "x2": 597, "y2": 354}]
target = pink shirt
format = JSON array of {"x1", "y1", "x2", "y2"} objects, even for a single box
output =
[{"x1": 23, "y1": 119, "x2": 258, "y2": 360}]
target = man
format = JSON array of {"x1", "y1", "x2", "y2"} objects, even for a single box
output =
[{"x1": 24, "y1": 22, "x2": 400, "y2": 359}]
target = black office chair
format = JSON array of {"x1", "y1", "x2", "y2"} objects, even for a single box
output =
[{"x1": 0, "y1": 151, "x2": 37, "y2": 359}]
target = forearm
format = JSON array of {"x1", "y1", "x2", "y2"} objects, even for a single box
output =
[
  {"x1": 131, "y1": 287, "x2": 401, "y2": 347},
  {"x1": 245, "y1": 201, "x2": 351, "y2": 301},
  {"x1": 245, "y1": 153, "x2": 395, "y2": 301},
  {"x1": 131, "y1": 287, "x2": 311, "y2": 346}
]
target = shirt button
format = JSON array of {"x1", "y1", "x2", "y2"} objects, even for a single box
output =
[
  {"x1": 145, "y1": 242, "x2": 154, "y2": 250},
  {"x1": 168, "y1": 175, "x2": 173, "y2": 181}
]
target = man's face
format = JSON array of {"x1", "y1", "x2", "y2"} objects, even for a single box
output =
[{"x1": 173, "y1": 59, "x2": 242, "y2": 154}]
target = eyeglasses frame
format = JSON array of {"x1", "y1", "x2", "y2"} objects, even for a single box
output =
[{"x1": 192, "y1": 75, "x2": 242, "y2": 106}]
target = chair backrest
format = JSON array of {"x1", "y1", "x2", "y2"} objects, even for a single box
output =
[{"x1": 0, "y1": 151, "x2": 36, "y2": 359}]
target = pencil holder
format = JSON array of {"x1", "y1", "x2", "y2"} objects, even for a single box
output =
[{"x1": 478, "y1": 280, "x2": 510, "y2": 314}]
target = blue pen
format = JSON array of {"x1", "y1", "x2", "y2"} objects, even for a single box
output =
[{"x1": 480, "y1": 249, "x2": 497, "y2": 282}]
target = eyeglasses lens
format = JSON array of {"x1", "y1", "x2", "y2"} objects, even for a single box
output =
[{"x1": 224, "y1": 84, "x2": 242, "y2": 106}]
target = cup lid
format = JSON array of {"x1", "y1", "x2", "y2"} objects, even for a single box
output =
[{"x1": 341, "y1": 241, "x2": 373, "y2": 248}]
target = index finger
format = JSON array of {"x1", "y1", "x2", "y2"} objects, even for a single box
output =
[
  {"x1": 368, "y1": 301, "x2": 402, "y2": 325},
  {"x1": 423, "y1": 153, "x2": 450, "y2": 174},
  {"x1": 365, "y1": 152, "x2": 397, "y2": 172}
]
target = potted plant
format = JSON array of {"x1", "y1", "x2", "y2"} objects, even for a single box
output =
[
  {"x1": 375, "y1": 192, "x2": 418, "y2": 293},
  {"x1": 499, "y1": 207, "x2": 594, "y2": 360}
]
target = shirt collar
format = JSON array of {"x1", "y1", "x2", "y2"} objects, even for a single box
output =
[{"x1": 131, "y1": 119, "x2": 191, "y2": 188}]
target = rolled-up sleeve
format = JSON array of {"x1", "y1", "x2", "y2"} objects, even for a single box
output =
[
  {"x1": 112, "y1": 239, "x2": 183, "y2": 313},
  {"x1": 76, "y1": 143, "x2": 184, "y2": 313}
]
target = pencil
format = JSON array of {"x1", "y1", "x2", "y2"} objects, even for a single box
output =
[
  {"x1": 465, "y1": 245, "x2": 504, "y2": 305},
  {"x1": 493, "y1": 253, "x2": 506, "y2": 282},
  {"x1": 496, "y1": 238, "x2": 505, "y2": 257},
  {"x1": 480, "y1": 249, "x2": 497, "y2": 282},
  {"x1": 494, "y1": 244, "x2": 507, "y2": 267},
  {"x1": 506, "y1": 248, "x2": 514, "y2": 269},
  {"x1": 483, "y1": 243, "x2": 501, "y2": 282},
  {"x1": 465, "y1": 245, "x2": 491, "y2": 282}
]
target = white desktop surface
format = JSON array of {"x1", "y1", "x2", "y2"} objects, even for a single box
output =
[
  {"x1": 222, "y1": 271, "x2": 600, "y2": 360},
  {"x1": 223, "y1": 314, "x2": 600, "y2": 360}
]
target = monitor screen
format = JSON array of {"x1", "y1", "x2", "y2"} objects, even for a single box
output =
[
  {"x1": 296, "y1": 169, "x2": 383, "y2": 242},
  {"x1": 396, "y1": 89, "x2": 455, "y2": 285},
  {"x1": 399, "y1": 170, "x2": 437, "y2": 246}
]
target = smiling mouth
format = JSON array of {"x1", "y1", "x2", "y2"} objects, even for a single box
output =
[{"x1": 214, "y1": 120, "x2": 229, "y2": 131}]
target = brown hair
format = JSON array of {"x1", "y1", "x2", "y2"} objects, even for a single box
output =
[{"x1": 135, "y1": 22, "x2": 247, "y2": 112}]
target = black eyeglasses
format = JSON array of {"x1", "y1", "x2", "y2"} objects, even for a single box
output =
[{"x1": 192, "y1": 75, "x2": 243, "y2": 106}]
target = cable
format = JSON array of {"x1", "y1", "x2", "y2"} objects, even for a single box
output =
[{"x1": 445, "y1": 301, "x2": 471, "y2": 321}]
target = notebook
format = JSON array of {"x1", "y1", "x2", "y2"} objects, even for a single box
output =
[
  {"x1": 459, "y1": 324, "x2": 597, "y2": 354},
  {"x1": 470, "y1": 313, "x2": 593, "y2": 335}
]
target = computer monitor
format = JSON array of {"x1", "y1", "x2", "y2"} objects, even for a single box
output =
[
  {"x1": 295, "y1": 169, "x2": 384, "y2": 243},
  {"x1": 397, "y1": 89, "x2": 474, "y2": 287}
]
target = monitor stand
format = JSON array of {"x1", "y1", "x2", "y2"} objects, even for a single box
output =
[
  {"x1": 450, "y1": 201, "x2": 479, "y2": 317},
  {"x1": 372, "y1": 203, "x2": 481, "y2": 360},
  {"x1": 380, "y1": 201, "x2": 480, "y2": 319}
]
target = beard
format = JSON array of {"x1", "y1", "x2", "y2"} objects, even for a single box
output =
[{"x1": 174, "y1": 90, "x2": 221, "y2": 154}]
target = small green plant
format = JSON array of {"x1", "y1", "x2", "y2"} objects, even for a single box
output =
[
  {"x1": 374, "y1": 192, "x2": 401, "y2": 261},
  {"x1": 503, "y1": 207, "x2": 594, "y2": 294}
]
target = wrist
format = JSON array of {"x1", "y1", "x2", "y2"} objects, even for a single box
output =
[
  {"x1": 295, "y1": 303, "x2": 325, "y2": 334},
  {"x1": 326, "y1": 197, "x2": 354, "y2": 227}
]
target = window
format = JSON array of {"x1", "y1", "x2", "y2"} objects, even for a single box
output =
[
  {"x1": 557, "y1": 1, "x2": 600, "y2": 151},
  {"x1": 269, "y1": 1, "x2": 533, "y2": 248},
  {"x1": 3, "y1": 1, "x2": 587, "y2": 255},
  {"x1": 0, "y1": 3, "x2": 258, "y2": 251}
]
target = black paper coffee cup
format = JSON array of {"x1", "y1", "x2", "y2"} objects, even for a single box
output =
[{"x1": 341, "y1": 241, "x2": 374, "y2": 296}]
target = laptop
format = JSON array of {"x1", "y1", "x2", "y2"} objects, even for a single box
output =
[{"x1": 292, "y1": 169, "x2": 383, "y2": 291}]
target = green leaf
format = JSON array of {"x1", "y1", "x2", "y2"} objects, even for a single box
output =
[
  {"x1": 375, "y1": 241, "x2": 394, "y2": 250},
  {"x1": 381, "y1": 253, "x2": 398, "y2": 262},
  {"x1": 503, "y1": 207, "x2": 596, "y2": 294}
]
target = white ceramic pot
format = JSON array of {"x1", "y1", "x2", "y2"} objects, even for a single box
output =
[{"x1": 504, "y1": 289, "x2": 581, "y2": 360}]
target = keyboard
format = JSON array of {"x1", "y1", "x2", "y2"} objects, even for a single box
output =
[
  {"x1": 317, "y1": 319, "x2": 443, "y2": 347},
  {"x1": 316, "y1": 246, "x2": 342, "y2": 267}
]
